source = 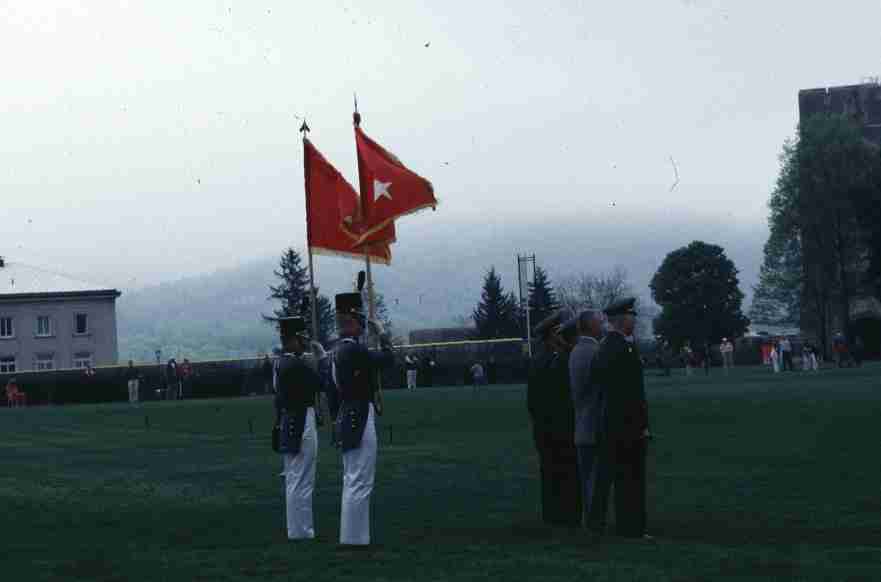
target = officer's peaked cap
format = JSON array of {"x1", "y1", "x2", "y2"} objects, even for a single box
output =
[{"x1": 604, "y1": 297, "x2": 638, "y2": 317}]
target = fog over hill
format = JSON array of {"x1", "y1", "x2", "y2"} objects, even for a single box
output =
[{"x1": 117, "y1": 211, "x2": 765, "y2": 362}]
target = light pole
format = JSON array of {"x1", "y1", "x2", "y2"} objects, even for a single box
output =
[
  {"x1": 516, "y1": 253, "x2": 536, "y2": 358},
  {"x1": 155, "y1": 349, "x2": 162, "y2": 399}
]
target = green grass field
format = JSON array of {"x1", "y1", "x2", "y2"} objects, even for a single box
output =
[{"x1": 3, "y1": 365, "x2": 881, "y2": 581}]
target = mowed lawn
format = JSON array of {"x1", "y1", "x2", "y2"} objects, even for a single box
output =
[{"x1": 2, "y1": 365, "x2": 881, "y2": 581}]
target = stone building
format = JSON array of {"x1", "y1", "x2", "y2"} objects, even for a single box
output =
[
  {"x1": 0, "y1": 258, "x2": 121, "y2": 373},
  {"x1": 798, "y1": 82, "x2": 881, "y2": 356}
]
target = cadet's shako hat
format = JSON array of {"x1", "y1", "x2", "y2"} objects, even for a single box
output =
[
  {"x1": 603, "y1": 297, "x2": 638, "y2": 317},
  {"x1": 335, "y1": 292, "x2": 364, "y2": 318},
  {"x1": 278, "y1": 316, "x2": 308, "y2": 340}
]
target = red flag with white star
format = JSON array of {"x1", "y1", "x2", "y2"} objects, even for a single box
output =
[
  {"x1": 304, "y1": 138, "x2": 393, "y2": 264},
  {"x1": 349, "y1": 126, "x2": 437, "y2": 244}
]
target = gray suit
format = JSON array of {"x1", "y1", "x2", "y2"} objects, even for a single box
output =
[
  {"x1": 569, "y1": 334, "x2": 606, "y2": 530},
  {"x1": 569, "y1": 336, "x2": 604, "y2": 446}
]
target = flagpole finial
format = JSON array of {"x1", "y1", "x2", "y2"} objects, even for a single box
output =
[
  {"x1": 299, "y1": 119, "x2": 310, "y2": 135},
  {"x1": 353, "y1": 92, "x2": 361, "y2": 127}
]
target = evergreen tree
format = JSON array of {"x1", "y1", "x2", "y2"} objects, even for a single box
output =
[
  {"x1": 473, "y1": 267, "x2": 520, "y2": 339},
  {"x1": 528, "y1": 266, "x2": 559, "y2": 325},
  {"x1": 266, "y1": 248, "x2": 334, "y2": 344}
]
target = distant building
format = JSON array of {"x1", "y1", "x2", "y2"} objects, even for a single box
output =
[
  {"x1": 798, "y1": 82, "x2": 881, "y2": 356},
  {"x1": 0, "y1": 258, "x2": 121, "y2": 373},
  {"x1": 798, "y1": 83, "x2": 881, "y2": 146},
  {"x1": 408, "y1": 327, "x2": 478, "y2": 345}
]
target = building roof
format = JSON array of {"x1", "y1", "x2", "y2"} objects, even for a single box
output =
[{"x1": 0, "y1": 260, "x2": 120, "y2": 299}]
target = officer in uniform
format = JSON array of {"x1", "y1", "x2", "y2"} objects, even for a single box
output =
[
  {"x1": 274, "y1": 316, "x2": 323, "y2": 540},
  {"x1": 527, "y1": 309, "x2": 582, "y2": 527},
  {"x1": 590, "y1": 297, "x2": 652, "y2": 539},
  {"x1": 332, "y1": 292, "x2": 394, "y2": 547}
]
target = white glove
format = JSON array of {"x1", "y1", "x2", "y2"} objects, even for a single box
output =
[{"x1": 310, "y1": 341, "x2": 327, "y2": 358}]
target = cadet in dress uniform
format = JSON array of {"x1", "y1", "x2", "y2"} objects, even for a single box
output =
[
  {"x1": 274, "y1": 316, "x2": 323, "y2": 540},
  {"x1": 332, "y1": 292, "x2": 394, "y2": 547},
  {"x1": 527, "y1": 309, "x2": 582, "y2": 526},
  {"x1": 590, "y1": 297, "x2": 652, "y2": 539}
]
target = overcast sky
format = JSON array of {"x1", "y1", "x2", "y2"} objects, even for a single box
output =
[{"x1": 3, "y1": 0, "x2": 881, "y2": 293}]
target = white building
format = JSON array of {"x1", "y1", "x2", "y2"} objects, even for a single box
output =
[{"x1": 0, "y1": 258, "x2": 121, "y2": 373}]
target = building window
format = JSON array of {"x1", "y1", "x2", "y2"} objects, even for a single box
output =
[
  {"x1": 0, "y1": 357, "x2": 15, "y2": 373},
  {"x1": 74, "y1": 313, "x2": 89, "y2": 335},
  {"x1": 73, "y1": 353, "x2": 93, "y2": 369},
  {"x1": 36, "y1": 316, "x2": 53, "y2": 337},
  {"x1": 0, "y1": 317, "x2": 13, "y2": 338},
  {"x1": 34, "y1": 355, "x2": 54, "y2": 371}
]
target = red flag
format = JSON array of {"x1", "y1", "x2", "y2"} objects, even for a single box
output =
[
  {"x1": 350, "y1": 126, "x2": 437, "y2": 244},
  {"x1": 303, "y1": 138, "x2": 392, "y2": 264}
]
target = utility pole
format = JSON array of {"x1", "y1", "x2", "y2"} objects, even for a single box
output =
[{"x1": 516, "y1": 253, "x2": 536, "y2": 358}]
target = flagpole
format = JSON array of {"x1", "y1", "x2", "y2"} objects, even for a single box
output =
[
  {"x1": 354, "y1": 97, "x2": 384, "y2": 414},
  {"x1": 300, "y1": 120, "x2": 320, "y2": 342}
]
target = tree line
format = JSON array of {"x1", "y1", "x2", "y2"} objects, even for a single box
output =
[{"x1": 472, "y1": 242, "x2": 749, "y2": 350}]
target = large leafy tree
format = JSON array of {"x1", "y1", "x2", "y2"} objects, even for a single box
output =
[
  {"x1": 650, "y1": 241, "x2": 749, "y2": 348},
  {"x1": 266, "y1": 248, "x2": 334, "y2": 344},
  {"x1": 473, "y1": 267, "x2": 520, "y2": 339},
  {"x1": 528, "y1": 266, "x2": 559, "y2": 325},
  {"x1": 760, "y1": 114, "x2": 880, "y2": 354},
  {"x1": 797, "y1": 114, "x2": 875, "y2": 343}
]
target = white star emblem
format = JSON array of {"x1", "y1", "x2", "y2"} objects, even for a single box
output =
[{"x1": 373, "y1": 179, "x2": 392, "y2": 202}]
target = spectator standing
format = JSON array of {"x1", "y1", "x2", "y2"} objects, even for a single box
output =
[
  {"x1": 487, "y1": 357, "x2": 498, "y2": 385},
  {"x1": 770, "y1": 342, "x2": 780, "y2": 373},
  {"x1": 803, "y1": 343, "x2": 819, "y2": 371},
  {"x1": 470, "y1": 361, "x2": 486, "y2": 392},
  {"x1": 779, "y1": 337, "x2": 793, "y2": 371},
  {"x1": 6, "y1": 377, "x2": 26, "y2": 408},
  {"x1": 126, "y1": 360, "x2": 140, "y2": 403},
  {"x1": 682, "y1": 344, "x2": 694, "y2": 377},
  {"x1": 166, "y1": 358, "x2": 179, "y2": 400},
  {"x1": 405, "y1": 354, "x2": 418, "y2": 391},
  {"x1": 702, "y1": 341, "x2": 711, "y2": 376},
  {"x1": 261, "y1": 355, "x2": 273, "y2": 394},
  {"x1": 180, "y1": 359, "x2": 193, "y2": 399},
  {"x1": 720, "y1": 338, "x2": 735, "y2": 374}
]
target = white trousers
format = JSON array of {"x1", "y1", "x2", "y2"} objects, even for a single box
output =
[
  {"x1": 281, "y1": 408, "x2": 317, "y2": 540},
  {"x1": 340, "y1": 403, "x2": 377, "y2": 545},
  {"x1": 406, "y1": 370, "x2": 417, "y2": 390},
  {"x1": 127, "y1": 379, "x2": 139, "y2": 403},
  {"x1": 803, "y1": 354, "x2": 819, "y2": 371}
]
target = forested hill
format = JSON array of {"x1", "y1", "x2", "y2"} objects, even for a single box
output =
[{"x1": 117, "y1": 215, "x2": 763, "y2": 363}]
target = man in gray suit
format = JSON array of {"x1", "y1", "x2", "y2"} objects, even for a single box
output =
[{"x1": 567, "y1": 309, "x2": 606, "y2": 532}]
